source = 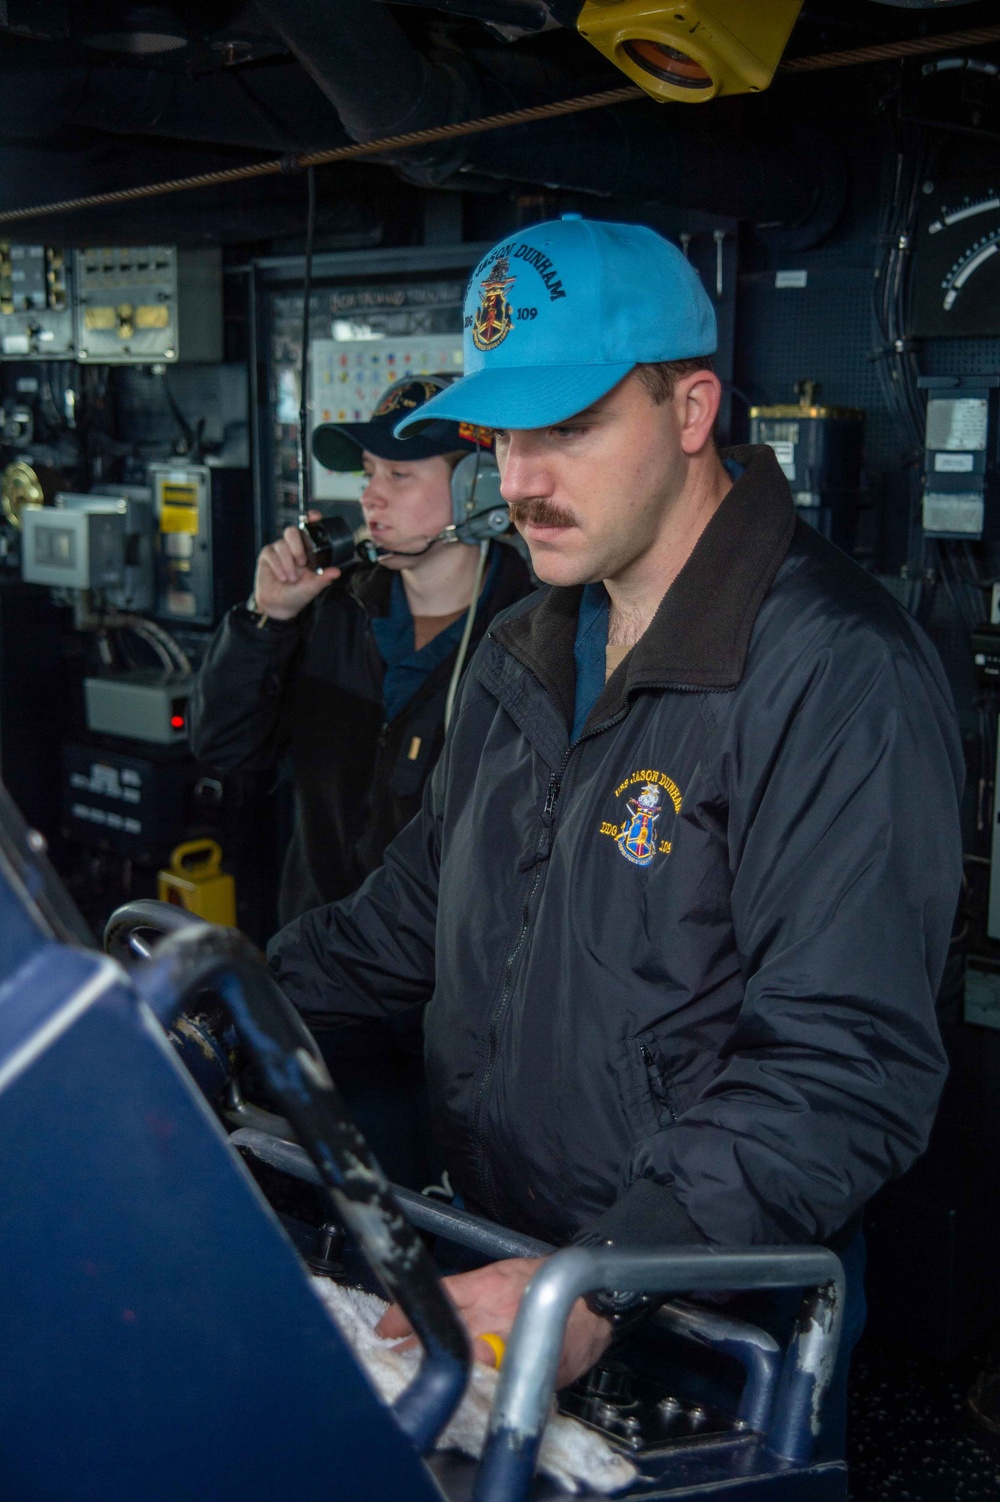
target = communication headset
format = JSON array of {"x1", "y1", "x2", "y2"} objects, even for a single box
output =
[
  {"x1": 369, "y1": 372, "x2": 508, "y2": 545},
  {"x1": 300, "y1": 375, "x2": 509, "y2": 570},
  {"x1": 298, "y1": 376, "x2": 508, "y2": 730},
  {"x1": 448, "y1": 448, "x2": 509, "y2": 545}
]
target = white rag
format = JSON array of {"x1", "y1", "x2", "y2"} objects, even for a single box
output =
[{"x1": 311, "y1": 1279, "x2": 638, "y2": 1495}]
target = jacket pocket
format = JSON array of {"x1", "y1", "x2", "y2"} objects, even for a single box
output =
[{"x1": 638, "y1": 1041, "x2": 678, "y2": 1128}]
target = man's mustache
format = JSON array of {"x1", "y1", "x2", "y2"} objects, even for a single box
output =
[{"x1": 507, "y1": 497, "x2": 576, "y2": 529}]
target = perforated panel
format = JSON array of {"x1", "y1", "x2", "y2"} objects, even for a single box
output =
[
  {"x1": 737, "y1": 271, "x2": 1000, "y2": 479},
  {"x1": 923, "y1": 339, "x2": 1000, "y2": 378},
  {"x1": 736, "y1": 265, "x2": 897, "y2": 472}
]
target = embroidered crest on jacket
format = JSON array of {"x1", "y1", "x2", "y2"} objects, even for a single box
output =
[{"x1": 599, "y1": 767, "x2": 683, "y2": 866}]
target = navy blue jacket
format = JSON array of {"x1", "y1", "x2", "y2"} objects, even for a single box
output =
[
  {"x1": 189, "y1": 542, "x2": 530, "y2": 923},
  {"x1": 269, "y1": 446, "x2": 963, "y2": 1251}
]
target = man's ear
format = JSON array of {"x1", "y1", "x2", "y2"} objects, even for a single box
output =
[{"x1": 677, "y1": 372, "x2": 722, "y2": 457}]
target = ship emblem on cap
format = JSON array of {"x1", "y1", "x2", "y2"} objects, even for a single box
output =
[
  {"x1": 373, "y1": 379, "x2": 442, "y2": 416},
  {"x1": 472, "y1": 256, "x2": 515, "y2": 353}
]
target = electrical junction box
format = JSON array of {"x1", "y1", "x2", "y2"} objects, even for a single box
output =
[
  {"x1": 73, "y1": 245, "x2": 222, "y2": 364},
  {"x1": 749, "y1": 385, "x2": 863, "y2": 550},
  {"x1": 965, "y1": 963, "x2": 1000, "y2": 1032},
  {"x1": 148, "y1": 462, "x2": 253, "y2": 627},
  {"x1": 21, "y1": 504, "x2": 126, "y2": 591},
  {"x1": 60, "y1": 741, "x2": 192, "y2": 860},
  {"x1": 55, "y1": 491, "x2": 154, "y2": 613},
  {"x1": 971, "y1": 626, "x2": 1000, "y2": 688},
  {"x1": 0, "y1": 242, "x2": 75, "y2": 359},
  {"x1": 920, "y1": 376, "x2": 999, "y2": 540},
  {"x1": 84, "y1": 672, "x2": 192, "y2": 745}
]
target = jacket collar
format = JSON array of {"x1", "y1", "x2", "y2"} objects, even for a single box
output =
[
  {"x1": 347, "y1": 561, "x2": 394, "y2": 617},
  {"x1": 492, "y1": 444, "x2": 796, "y2": 730}
]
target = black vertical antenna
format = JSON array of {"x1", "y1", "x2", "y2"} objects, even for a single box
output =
[{"x1": 297, "y1": 166, "x2": 317, "y2": 526}]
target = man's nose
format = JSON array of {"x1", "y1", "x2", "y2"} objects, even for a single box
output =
[
  {"x1": 499, "y1": 438, "x2": 552, "y2": 504},
  {"x1": 362, "y1": 476, "x2": 387, "y2": 508}
]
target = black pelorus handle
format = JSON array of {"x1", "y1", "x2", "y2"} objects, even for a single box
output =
[{"x1": 105, "y1": 905, "x2": 471, "y2": 1455}]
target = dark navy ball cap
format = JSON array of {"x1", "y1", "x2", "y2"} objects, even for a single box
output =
[{"x1": 312, "y1": 375, "x2": 492, "y2": 471}]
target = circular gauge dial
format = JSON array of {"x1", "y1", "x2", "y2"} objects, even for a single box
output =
[{"x1": 912, "y1": 184, "x2": 1000, "y2": 338}]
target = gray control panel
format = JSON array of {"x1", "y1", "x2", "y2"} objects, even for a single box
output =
[
  {"x1": 148, "y1": 463, "x2": 213, "y2": 623},
  {"x1": 0, "y1": 242, "x2": 75, "y2": 360},
  {"x1": 21, "y1": 506, "x2": 126, "y2": 591},
  {"x1": 73, "y1": 246, "x2": 221, "y2": 365},
  {"x1": 84, "y1": 673, "x2": 192, "y2": 745}
]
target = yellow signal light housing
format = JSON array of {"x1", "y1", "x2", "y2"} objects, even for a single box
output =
[{"x1": 575, "y1": 0, "x2": 804, "y2": 103}]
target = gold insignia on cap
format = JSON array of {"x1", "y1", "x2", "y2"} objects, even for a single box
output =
[
  {"x1": 472, "y1": 257, "x2": 516, "y2": 353},
  {"x1": 373, "y1": 380, "x2": 441, "y2": 417}
]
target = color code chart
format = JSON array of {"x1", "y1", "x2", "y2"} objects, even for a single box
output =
[{"x1": 310, "y1": 336, "x2": 464, "y2": 500}]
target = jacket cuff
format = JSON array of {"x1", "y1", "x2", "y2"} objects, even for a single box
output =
[
  {"x1": 576, "y1": 1177, "x2": 709, "y2": 1248},
  {"x1": 235, "y1": 603, "x2": 301, "y2": 637}
]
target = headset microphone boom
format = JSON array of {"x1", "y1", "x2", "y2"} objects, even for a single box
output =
[{"x1": 299, "y1": 447, "x2": 509, "y2": 572}]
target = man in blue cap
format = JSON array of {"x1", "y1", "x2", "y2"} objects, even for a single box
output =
[{"x1": 269, "y1": 219, "x2": 962, "y2": 1423}]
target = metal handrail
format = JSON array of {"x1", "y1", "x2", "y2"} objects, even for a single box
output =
[
  {"x1": 656, "y1": 1299, "x2": 782, "y2": 1434},
  {"x1": 111, "y1": 904, "x2": 842, "y2": 1484},
  {"x1": 232, "y1": 1125, "x2": 804, "y2": 1448},
  {"x1": 474, "y1": 1244, "x2": 844, "y2": 1502},
  {"x1": 229, "y1": 1126, "x2": 555, "y2": 1263},
  {"x1": 105, "y1": 897, "x2": 211, "y2": 962}
]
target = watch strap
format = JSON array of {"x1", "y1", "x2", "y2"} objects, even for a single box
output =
[{"x1": 244, "y1": 592, "x2": 271, "y2": 630}]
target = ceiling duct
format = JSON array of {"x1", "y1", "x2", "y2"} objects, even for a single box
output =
[
  {"x1": 258, "y1": 0, "x2": 843, "y2": 238},
  {"x1": 81, "y1": 5, "x2": 189, "y2": 55},
  {"x1": 0, "y1": 59, "x2": 351, "y2": 153}
]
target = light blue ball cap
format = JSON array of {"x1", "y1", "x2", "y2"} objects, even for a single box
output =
[{"x1": 394, "y1": 216, "x2": 717, "y2": 435}]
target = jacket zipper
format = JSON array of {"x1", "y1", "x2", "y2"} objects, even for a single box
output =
[
  {"x1": 640, "y1": 1043, "x2": 678, "y2": 1124},
  {"x1": 369, "y1": 720, "x2": 390, "y2": 790},
  {"x1": 464, "y1": 641, "x2": 711, "y2": 1209},
  {"x1": 471, "y1": 764, "x2": 565, "y2": 1218},
  {"x1": 468, "y1": 681, "x2": 704, "y2": 1214}
]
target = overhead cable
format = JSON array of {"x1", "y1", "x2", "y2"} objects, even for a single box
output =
[{"x1": 0, "y1": 22, "x2": 999, "y2": 227}]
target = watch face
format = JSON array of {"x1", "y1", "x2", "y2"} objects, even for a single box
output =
[{"x1": 587, "y1": 1288, "x2": 649, "y2": 1320}]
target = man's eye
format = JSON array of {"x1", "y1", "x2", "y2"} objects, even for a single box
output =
[
  {"x1": 390, "y1": 470, "x2": 411, "y2": 480},
  {"x1": 552, "y1": 424, "x2": 587, "y2": 438},
  {"x1": 491, "y1": 429, "x2": 509, "y2": 444}
]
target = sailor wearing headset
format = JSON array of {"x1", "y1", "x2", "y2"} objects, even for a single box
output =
[
  {"x1": 188, "y1": 377, "x2": 531, "y2": 1184},
  {"x1": 268, "y1": 218, "x2": 962, "y2": 1448}
]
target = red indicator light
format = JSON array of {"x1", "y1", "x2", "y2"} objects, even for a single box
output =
[{"x1": 170, "y1": 715, "x2": 185, "y2": 729}]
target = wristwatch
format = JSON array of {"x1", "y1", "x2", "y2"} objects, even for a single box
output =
[
  {"x1": 583, "y1": 1285, "x2": 659, "y2": 1330},
  {"x1": 244, "y1": 592, "x2": 272, "y2": 630},
  {"x1": 579, "y1": 1238, "x2": 661, "y2": 1335}
]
